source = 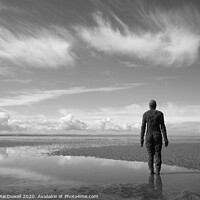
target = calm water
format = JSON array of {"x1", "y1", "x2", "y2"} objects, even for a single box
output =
[{"x1": 0, "y1": 146, "x2": 200, "y2": 199}]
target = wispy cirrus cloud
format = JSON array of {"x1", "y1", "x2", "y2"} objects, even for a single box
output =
[
  {"x1": 77, "y1": 7, "x2": 200, "y2": 67},
  {"x1": 0, "y1": 27, "x2": 74, "y2": 68},
  {"x1": 0, "y1": 83, "x2": 143, "y2": 107}
]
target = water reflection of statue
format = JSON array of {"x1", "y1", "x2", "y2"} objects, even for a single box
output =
[
  {"x1": 0, "y1": 148, "x2": 8, "y2": 160},
  {"x1": 118, "y1": 175, "x2": 164, "y2": 199},
  {"x1": 148, "y1": 174, "x2": 163, "y2": 199}
]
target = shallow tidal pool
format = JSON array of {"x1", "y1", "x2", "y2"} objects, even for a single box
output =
[{"x1": 0, "y1": 146, "x2": 200, "y2": 199}]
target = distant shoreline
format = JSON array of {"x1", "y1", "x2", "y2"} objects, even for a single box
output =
[
  {"x1": 0, "y1": 134, "x2": 136, "y2": 137},
  {"x1": 0, "y1": 134, "x2": 199, "y2": 137}
]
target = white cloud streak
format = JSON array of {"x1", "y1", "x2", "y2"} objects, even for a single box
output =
[
  {"x1": 77, "y1": 8, "x2": 200, "y2": 67},
  {"x1": 0, "y1": 84, "x2": 142, "y2": 107},
  {"x1": 0, "y1": 27, "x2": 74, "y2": 68}
]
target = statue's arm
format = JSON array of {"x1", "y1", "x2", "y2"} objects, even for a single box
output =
[
  {"x1": 140, "y1": 113, "x2": 146, "y2": 146},
  {"x1": 160, "y1": 113, "x2": 169, "y2": 146}
]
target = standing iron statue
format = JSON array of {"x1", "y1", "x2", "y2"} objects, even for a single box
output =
[{"x1": 140, "y1": 100, "x2": 169, "y2": 175}]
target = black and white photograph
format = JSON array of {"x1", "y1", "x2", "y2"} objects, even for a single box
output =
[{"x1": 0, "y1": 0, "x2": 200, "y2": 199}]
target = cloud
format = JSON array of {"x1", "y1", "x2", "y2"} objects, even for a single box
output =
[
  {"x1": 0, "y1": 89, "x2": 67, "y2": 107},
  {"x1": 89, "y1": 118, "x2": 140, "y2": 132},
  {"x1": 7, "y1": 111, "x2": 88, "y2": 132},
  {"x1": 0, "y1": 27, "x2": 74, "y2": 68},
  {"x1": 1, "y1": 102, "x2": 200, "y2": 134},
  {"x1": 91, "y1": 118, "x2": 122, "y2": 131},
  {"x1": 77, "y1": 8, "x2": 200, "y2": 67},
  {"x1": 0, "y1": 111, "x2": 12, "y2": 131},
  {"x1": 140, "y1": 6, "x2": 200, "y2": 67},
  {"x1": 0, "y1": 84, "x2": 142, "y2": 107},
  {"x1": 58, "y1": 112, "x2": 88, "y2": 131},
  {"x1": 77, "y1": 13, "x2": 161, "y2": 57},
  {"x1": 10, "y1": 119, "x2": 57, "y2": 132},
  {"x1": 0, "y1": 109, "x2": 135, "y2": 133},
  {"x1": 0, "y1": 111, "x2": 10, "y2": 125}
]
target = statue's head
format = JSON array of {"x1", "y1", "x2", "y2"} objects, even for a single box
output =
[{"x1": 149, "y1": 100, "x2": 157, "y2": 110}]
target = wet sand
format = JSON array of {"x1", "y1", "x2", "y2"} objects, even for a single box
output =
[{"x1": 51, "y1": 143, "x2": 200, "y2": 170}]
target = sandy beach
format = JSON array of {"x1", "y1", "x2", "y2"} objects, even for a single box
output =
[{"x1": 0, "y1": 135, "x2": 200, "y2": 200}]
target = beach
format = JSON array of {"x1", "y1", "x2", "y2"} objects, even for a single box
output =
[{"x1": 0, "y1": 135, "x2": 200, "y2": 200}]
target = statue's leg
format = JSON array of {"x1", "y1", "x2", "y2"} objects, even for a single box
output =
[
  {"x1": 155, "y1": 143, "x2": 162, "y2": 175},
  {"x1": 146, "y1": 137, "x2": 155, "y2": 174}
]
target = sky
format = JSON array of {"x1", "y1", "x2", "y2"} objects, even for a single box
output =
[{"x1": 0, "y1": 0, "x2": 200, "y2": 134}]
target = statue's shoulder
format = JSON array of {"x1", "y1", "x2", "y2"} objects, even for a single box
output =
[
  {"x1": 143, "y1": 110, "x2": 151, "y2": 117},
  {"x1": 144, "y1": 110, "x2": 150, "y2": 115},
  {"x1": 156, "y1": 110, "x2": 164, "y2": 116}
]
